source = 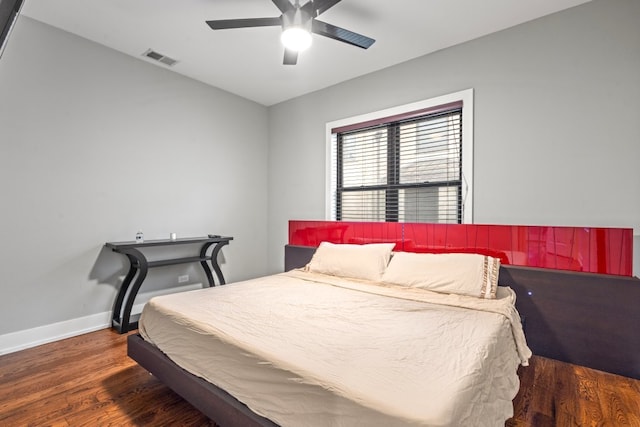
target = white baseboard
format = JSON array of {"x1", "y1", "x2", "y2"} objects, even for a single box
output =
[
  {"x1": 0, "y1": 311, "x2": 111, "y2": 356},
  {"x1": 0, "y1": 283, "x2": 203, "y2": 355}
]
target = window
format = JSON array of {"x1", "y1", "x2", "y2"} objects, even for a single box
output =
[{"x1": 326, "y1": 89, "x2": 473, "y2": 223}]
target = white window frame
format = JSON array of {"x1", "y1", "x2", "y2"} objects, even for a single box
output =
[{"x1": 325, "y1": 88, "x2": 474, "y2": 223}]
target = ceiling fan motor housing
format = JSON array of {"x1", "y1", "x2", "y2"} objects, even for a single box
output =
[{"x1": 282, "y1": 5, "x2": 313, "y2": 32}]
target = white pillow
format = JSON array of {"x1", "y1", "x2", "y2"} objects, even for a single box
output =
[
  {"x1": 381, "y1": 251, "x2": 500, "y2": 299},
  {"x1": 306, "y1": 242, "x2": 395, "y2": 281}
]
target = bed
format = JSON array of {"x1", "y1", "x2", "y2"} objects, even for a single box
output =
[{"x1": 127, "y1": 243, "x2": 640, "y2": 427}]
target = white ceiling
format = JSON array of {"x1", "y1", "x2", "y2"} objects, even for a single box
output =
[{"x1": 21, "y1": 0, "x2": 591, "y2": 106}]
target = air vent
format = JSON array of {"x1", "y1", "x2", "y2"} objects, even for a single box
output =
[{"x1": 142, "y1": 49, "x2": 178, "y2": 67}]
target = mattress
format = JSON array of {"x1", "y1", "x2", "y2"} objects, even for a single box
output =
[{"x1": 139, "y1": 270, "x2": 530, "y2": 427}]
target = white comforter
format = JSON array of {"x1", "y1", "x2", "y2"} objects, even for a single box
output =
[{"x1": 140, "y1": 270, "x2": 531, "y2": 427}]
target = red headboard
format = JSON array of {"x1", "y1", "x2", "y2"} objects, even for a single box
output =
[{"x1": 289, "y1": 220, "x2": 633, "y2": 276}]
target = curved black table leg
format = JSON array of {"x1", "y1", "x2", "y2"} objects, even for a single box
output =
[
  {"x1": 111, "y1": 248, "x2": 148, "y2": 334},
  {"x1": 115, "y1": 248, "x2": 147, "y2": 333},
  {"x1": 209, "y1": 240, "x2": 230, "y2": 285},
  {"x1": 199, "y1": 242, "x2": 216, "y2": 287},
  {"x1": 112, "y1": 254, "x2": 138, "y2": 327}
]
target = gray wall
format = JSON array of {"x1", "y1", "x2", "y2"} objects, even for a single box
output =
[
  {"x1": 267, "y1": 0, "x2": 640, "y2": 274},
  {"x1": 0, "y1": 17, "x2": 269, "y2": 336}
]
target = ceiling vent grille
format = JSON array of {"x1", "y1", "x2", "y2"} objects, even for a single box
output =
[{"x1": 142, "y1": 49, "x2": 178, "y2": 67}]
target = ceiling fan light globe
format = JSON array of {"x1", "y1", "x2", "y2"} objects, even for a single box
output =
[{"x1": 281, "y1": 27, "x2": 312, "y2": 52}]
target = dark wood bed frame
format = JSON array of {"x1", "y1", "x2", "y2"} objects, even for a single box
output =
[{"x1": 127, "y1": 244, "x2": 640, "y2": 426}]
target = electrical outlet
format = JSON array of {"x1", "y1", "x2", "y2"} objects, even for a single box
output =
[{"x1": 178, "y1": 275, "x2": 189, "y2": 283}]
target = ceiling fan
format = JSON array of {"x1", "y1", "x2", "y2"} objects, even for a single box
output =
[{"x1": 205, "y1": 0, "x2": 375, "y2": 65}]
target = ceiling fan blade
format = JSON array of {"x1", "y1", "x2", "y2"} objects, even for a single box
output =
[
  {"x1": 311, "y1": 19, "x2": 375, "y2": 49},
  {"x1": 206, "y1": 17, "x2": 282, "y2": 30},
  {"x1": 283, "y1": 48, "x2": 298, "y2": 65},
  {"x1": 271, "y1": 0, "x2": 295, "y2": 14},
  {"x1": 302, "y1": 0, "x2": 342, "y2": 17}
]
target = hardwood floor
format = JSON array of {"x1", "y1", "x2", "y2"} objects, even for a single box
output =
[
  {"x1": 1, "y1": 329, "x2": 639, "y2": 426},
  {"x1": 507, "y1": 357, "x2": 640, "y2": 427},
  {"x1": 0, "y1": 329, "x2": 215, "y2": 426}
]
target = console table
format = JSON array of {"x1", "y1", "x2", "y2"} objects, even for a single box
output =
[{"x1": 105, "y1": 235, "x2": 233, "y2": 333}]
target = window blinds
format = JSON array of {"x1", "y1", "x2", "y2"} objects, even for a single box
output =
[{"x1": 335, "y1": 107, "x2": 463, "y2": 223}]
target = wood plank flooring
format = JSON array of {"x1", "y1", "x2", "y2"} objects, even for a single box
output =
[{"x1": 1, "y1": 328, "x2": 639, "y2": 426}]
